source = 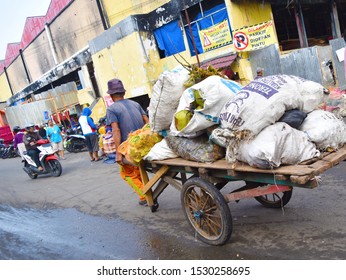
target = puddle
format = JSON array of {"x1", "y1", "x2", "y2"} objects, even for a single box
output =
[{"x1": 0, "y1": 205, "x2": 156, "y2": 260}]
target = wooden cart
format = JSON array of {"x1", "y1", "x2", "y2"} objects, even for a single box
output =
[{"x1": 138, "y1": 145, "x2": 346, "y2": 246}]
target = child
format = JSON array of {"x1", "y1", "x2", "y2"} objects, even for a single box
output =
[
  {"x1": 98, "y1": 126, "x2": 106, "y2": 157},
  {"x1": 102, "y1": 126, "x2": 116, "y2": 164}
]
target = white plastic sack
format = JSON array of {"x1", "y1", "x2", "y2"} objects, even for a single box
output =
[
  {"x1": 143, "y1": 139, "x2": 178, "y2": 161},
  {"x1": 148, "y1": 66, "x2": 189, "y2": 133},
  {"x1": 170, "y1": 75, "x2": 242, "y2": 137},
  {"x1": 299, "y1": 110, "x2": 346, "y2": 150},
  {"x1": 235, "y1": 122, "x2": 320, "y2": 168},
  {"x1": 219, "y1": 75, "x2": 326, "y2": 137}
]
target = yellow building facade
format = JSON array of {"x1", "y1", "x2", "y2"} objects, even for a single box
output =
[
  {"x1": 92, "y1": 0, "x2": 276, "y2": 100},
  {"x1": 0, "y1": 0, "x2": 277, "y2": 104}
]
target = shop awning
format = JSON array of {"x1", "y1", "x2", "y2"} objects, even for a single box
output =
[{"x1": 199, "y1": 53, "x2": 237, "y2": 69}]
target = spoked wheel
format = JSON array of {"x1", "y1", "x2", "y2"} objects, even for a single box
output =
[
  {"x1": 254, "y1": 189, "x2": 293, "y2": 208},
  {"x1": 181, "y1": 177, "x2": 232, "y2": 246},
  {"x1": 48, "y1": 159, "x2": 62, "y2": 177}
]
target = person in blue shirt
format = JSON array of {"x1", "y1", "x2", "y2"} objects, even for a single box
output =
[
  {"x1": 78, "y1": 107, "x2": 101, "y2": 162},
  {"x1": 46, "y1": 119, "x2": 65, "y2": 159}
]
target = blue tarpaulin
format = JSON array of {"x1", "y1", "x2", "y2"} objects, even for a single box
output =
[{"x1": 154, "y1": 20, "x2": 186, "y2": 57}]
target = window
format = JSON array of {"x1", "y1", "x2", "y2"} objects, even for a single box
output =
[
  {"x1": 182, "y1": 0, "x2": 231, "y2": 56},
  {"x1": 154, "y1": 19, "x2": 186, "y2": 58}
]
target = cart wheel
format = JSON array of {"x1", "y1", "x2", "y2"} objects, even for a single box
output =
[
  {"x1": 181, "y1": 177, "x2": 232, "y2": 246},
  {"x1": 255, "y1": 189, "x2": 293, "y2": 208}
]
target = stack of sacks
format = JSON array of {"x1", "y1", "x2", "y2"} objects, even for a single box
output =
[
  {"x1": 213, "y1": 75, "x2": 327, "y2": 163},
  {"x1": 146, "y1": 75, "x2": 242, "y2": 163}
]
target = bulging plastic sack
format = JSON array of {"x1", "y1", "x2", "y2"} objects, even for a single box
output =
[
  {"x1": 170, "y1": 76, "x2": 242, "y2": 138},
  {"x1": 299, "y1": 110, "x2": 346, "y2": 151},
  {"x1": 235, "y1": 122, "x2": 320, "y2": 168},
  {"x1": 148, "y1": 67, "x2": 189, "y2": 134},
  {"x1": 165, "y1": 134, "x2": 225, "y2": 163}
]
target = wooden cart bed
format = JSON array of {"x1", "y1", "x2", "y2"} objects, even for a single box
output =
[
  {"x1": 144, "y1": 145, "x2": 346, "y2": 188},
  {"x1": 138, "y1": 145, "x2": 346, "y2": 246}
]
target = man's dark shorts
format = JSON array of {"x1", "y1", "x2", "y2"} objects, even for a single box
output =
[{"x1": 85, "y1": 134, "x2": 99, "y2": 152}]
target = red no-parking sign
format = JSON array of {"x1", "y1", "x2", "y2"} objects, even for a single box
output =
[{"x1": 233, "y1": 31, "x2": 249, "y2": 51}]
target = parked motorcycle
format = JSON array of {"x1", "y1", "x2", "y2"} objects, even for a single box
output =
[
  {"x1": 22, "y1": 139, "x2": 62, "y2": 179},
  {"x1": 0, "y1": 143, "x2": 6, "y2": 158},
  {"x1": 64, "y1": 127, "x2": 87, "y2": 153},
  {"x1": 0, "y1": 142, "x2": 17, "y2": 159},
  {"x1": 1, "y1": 143, "x2": 17, "y2": 159}
]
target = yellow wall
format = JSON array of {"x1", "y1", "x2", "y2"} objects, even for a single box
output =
[
  {"x1": 103, "y1": 0, "x2": 170, "y2": 27},
  {"x1": 92, "y1": 32, "x2": 152, "y2": 99},
  {"x1": 6, "y1": 57, "x2": 29, "y2": 93},
  {"x1": 142, "y1": 1, "x2": 276, "y2": 85},
  {"x1": 143, "y1": 31, "x2": 238, "y2": 85},
  {"x1": 23, "y1": 31, "x2": 55, "y2": 82},
  {"x1": 77, "y1": 88, "x2": 96, "y2": 106},
  {"x1": 228, "y1": 1, "x2": 273, "y2": 30},
  {"x1": 95, "y1": 0, "x2": 277, "y2": 97},
  {"x1": 228, "y1": 1, "x2": 276, "y2": 83},
  {"x1": 0, "y1": 74, "x2": 12, "y2": 102},
  {"x1": 90, "y1": 97, "x2": 107, "y2": 122},
  {"x1": 49, "y1": 0, "x2": 104, "y2": 62}
]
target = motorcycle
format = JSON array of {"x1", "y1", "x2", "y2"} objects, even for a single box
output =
[
  {"x1": 22, "y1": 139, "x2": 62, "y2": 179},
  {"x1": 3, "y1": 143, "x2": 17, "y2": 159},
  {"x1": 0, "y1": 142, "x2": 17, "y2": 159},
  {"x1": 0, "y1": 143, "x2": 6, "y2": 158},
  {"x1": 65, "y1": 128, "x2": 87, "y2": 153}
]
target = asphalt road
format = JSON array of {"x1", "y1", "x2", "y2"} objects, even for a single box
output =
[{"x1": 0, "y1": 151, "x2": 345, "y2": 260}]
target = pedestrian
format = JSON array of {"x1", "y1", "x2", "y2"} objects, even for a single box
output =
[
  {"x1": 78, "y1": 107, "x2": 102, "y2": 162},
  {"x1": 255, "y1": 67, "x2": 264, "y2": 79},
  {"x1": 106, "y1": 78, "x2": 149, "y2": 205},
  {"x1": 102, "y1": 126, "x2": 117, "y2": 164},
  {"x1": 23, "y1": 123, "x2": 43, "y2": 171},
  {"x1": 13, "y1": 126, "x2": 26, "y2": 158},
  {"x1": 38, "y1": 123, "x2": 47, "y2": 139},
  {"x1": 98, "y1": 125, "x2": 106, "y2": 158},
  {"x1": 70, "y1": 115, "x2": 79, "y2": 132},
  {"x1": 46, "y1": 119, "x2": 65, "y2": 160}
]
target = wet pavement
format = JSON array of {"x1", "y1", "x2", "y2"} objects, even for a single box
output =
[
  {"x1": 0, "y1": 206, "x2": 153, "y2": 260},
  {"x1": 0, "y1": 152, "x2": 345, "y2": 260}
]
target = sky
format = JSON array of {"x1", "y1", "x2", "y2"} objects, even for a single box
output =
[{"x1": 0, "y1": 0, "x2": 52, "y2": 60}]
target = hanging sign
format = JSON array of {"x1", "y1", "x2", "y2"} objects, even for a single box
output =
[
  {"x1": 233, "y1": 20, "x2": 277, "y2": 52},
  {"x1": 43, "y1": 111, "x2": 50, "y2": 121},
  {"x1": 199, "y1": 20, "x2": 232, "y2": 52}
]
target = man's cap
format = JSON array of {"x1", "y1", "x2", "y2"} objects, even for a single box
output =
[
  {"x1": 107, "y1": 79, "x2": 126, "y2": 95},
  {"x1": 25, "y1": 123, "x2": 35, "y2": 129}
]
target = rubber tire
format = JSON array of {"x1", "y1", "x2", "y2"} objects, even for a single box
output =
[
  {"x1": 24, "y1": 162, "x2": 38, "y2": 179},
  {"x1": 66, "y1": 144, "x2": 73, "y2": 153},
  {"x1": 28, "y1": 172, "x2": 38, "y2": 179},
  {"x1": 181, "y1": 177, "x2": 232, "y2": 246},
  {"x1": 255, "y1": 189, "x2": 293, "y2": 208},
  {"x1": 48, "y1": 159, "x2": 62, "y2": 177}
]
